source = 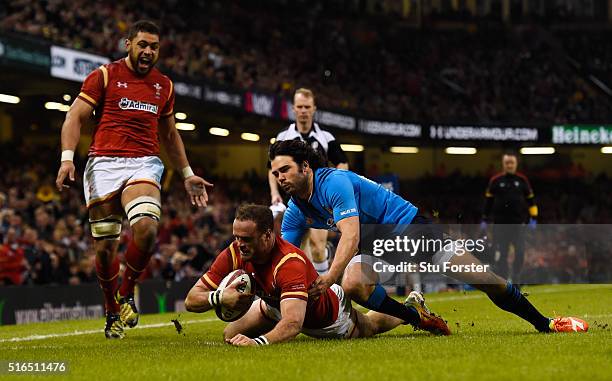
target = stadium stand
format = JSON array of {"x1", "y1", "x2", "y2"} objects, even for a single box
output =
[{"x1": 1, "y1": 0, "x2": 611, "y2": 123}]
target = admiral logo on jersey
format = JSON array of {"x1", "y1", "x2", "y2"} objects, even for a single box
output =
[
  {"x1": 118, "y1": 97, "x2": 159, "y2": 114},
  {"x1": 78, "y1": 58, "x2": 174, "y2": 157}
]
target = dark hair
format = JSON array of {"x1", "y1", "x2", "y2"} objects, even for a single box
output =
[
  {"x1": 502, "y1": 151, "x2": 518, "y2": 159},
  {"x1": 235, "y1": 204, "x2": 274, "y2": 234},
  {"x1": 268, "y1": 140, "x2": 325, "y2": 170},
  {"x1": 127, "y1": 20, "x2": 160, "y2": 40}
]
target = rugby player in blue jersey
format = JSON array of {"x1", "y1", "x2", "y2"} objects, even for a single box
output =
[{"x1": 269, "y1": 140, "x2": 588, "y2": 335}]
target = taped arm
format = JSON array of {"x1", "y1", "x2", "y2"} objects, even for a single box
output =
[
  {"x1": 184, "y1": 279, "x2": 215, "y2": 313},
  {"x1": 185, "y1": 249, "x2": 233, "y2": 312},
  {"x1": 260, "y1": 298, "x2": 306, "y2": 344}
]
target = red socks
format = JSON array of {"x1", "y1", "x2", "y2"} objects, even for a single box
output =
[
  {"x1": 95, "y1": 254, "x2": 120, "y2": 313},
  {"x1": 119, "y1": 240, "x2": 152, "y2": 297}
]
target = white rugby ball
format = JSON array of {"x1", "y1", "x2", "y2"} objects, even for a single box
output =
[{"x1": 215, "y1": 269, "x2": 255, "y2": 322}]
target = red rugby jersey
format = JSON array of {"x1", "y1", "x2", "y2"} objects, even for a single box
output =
[
  {"x1": 201, "y1": 236, "x2": 339, "y2": 329},
  {"x1": 78, "y1": 58, "x2": 175, "y2": 157}
]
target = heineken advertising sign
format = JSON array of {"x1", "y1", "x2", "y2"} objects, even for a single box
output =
[{"x1": 552, "y1": 125, "x2": 612, "y2": 144}]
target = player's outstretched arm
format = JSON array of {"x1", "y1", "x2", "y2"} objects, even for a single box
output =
[
  {"x1": 55, "y1": 98, "x2": 93, "y2": 191},
  {"x1": 184, "y1": 280, "x2": 214, "y2": 313},
  {"x1": 310, "y1": 215, "x2": 359, "y2": 296},
  {"x1": 228, "y1": 298, "x2": 306, "y2": 346},
  {"x1": 158, "y1": 116, "x2": 213, "y2": 207}
]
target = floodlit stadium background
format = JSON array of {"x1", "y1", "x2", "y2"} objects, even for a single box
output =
[{"x1": 0, "y1": 0, "x2": 610, "y2": 327}]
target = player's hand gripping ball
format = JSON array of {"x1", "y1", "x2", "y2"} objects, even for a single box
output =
[{"x1": 215, "y1": 269, "x2": 255, "y2": 322}]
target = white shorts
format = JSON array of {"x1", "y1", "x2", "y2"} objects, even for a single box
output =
[
  {"x1": 83, "y1": 156, "x2": 164, "y2": 208},
  {"x1": 263, "y1": 284, "x2": 355, "y2": 339},
  {"x1": 348, "y1": 254, "x2": 395, "y2": 283}
]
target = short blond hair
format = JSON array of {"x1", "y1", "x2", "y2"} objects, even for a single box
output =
[{"x1": 294, "y1": 88, "x2": 316, "y2": 105}]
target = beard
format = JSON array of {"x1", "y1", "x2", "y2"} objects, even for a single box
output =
[
  {"x1": 282, "y1": 173, "x2": 308, "y2": 197},
  {"x1": 129, "y1": 50, "x2": 156, "y2": 75}
]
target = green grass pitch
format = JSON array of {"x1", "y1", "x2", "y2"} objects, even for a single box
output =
[{"x1": 1, "y1": 284, "x2": 610, "y2": 381}]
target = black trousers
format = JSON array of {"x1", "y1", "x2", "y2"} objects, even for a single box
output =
[{"x1": 492, "y1": 223, "x2": 525, "y2": 282}]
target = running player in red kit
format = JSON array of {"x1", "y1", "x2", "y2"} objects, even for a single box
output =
[
  {"x1": 55, "y1": 20, "x2": 212, "y2": 339},
  {"x1": 185, "y1": 204, "x2": 410, "y2": 346}
]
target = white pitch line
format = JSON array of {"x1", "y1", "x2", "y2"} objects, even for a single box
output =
[
  {"x1": 2, "y1": 285, "x2": 610, "y2": 343},
  {"x1": 0, "y1": 318, "x2": 219, "y2": 343},
  {"x1": 583, "y1": 314, "x2": 612, "y2": 318}
]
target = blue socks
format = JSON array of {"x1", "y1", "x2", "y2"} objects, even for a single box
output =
[
  {"x1": 363, "y1": 284, "x2": 421, "y2": 325},
  {"x1": 488, "y1": 282, "x2": 551, "y2": 332}
]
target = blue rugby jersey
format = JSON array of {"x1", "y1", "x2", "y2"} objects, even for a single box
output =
[{"x1": 281, "y1": 168, "x2": 418, "y2": 246}]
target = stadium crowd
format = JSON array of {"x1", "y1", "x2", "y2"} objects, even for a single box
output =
[
  {"x1": 0, "y1": 143, "x2": 269, "y2": 287},
  {"x1": 1, "y1": 0, "x2": 611, "y2": 124},
  {"x1": 0, "y1": 143, "x2": 609, "y2": 287}
]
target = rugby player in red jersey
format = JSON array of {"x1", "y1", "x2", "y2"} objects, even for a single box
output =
[
  {"x1": 55, "y1": 20, "x2": 212, "y2": 339},
  {"x1": 185, "y1": 204, "x2": 415, "y2": 346}
]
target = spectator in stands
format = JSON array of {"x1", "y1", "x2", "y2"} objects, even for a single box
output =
[{"x1": 0, "y1": 227, "x2": 28, "y2": 285}]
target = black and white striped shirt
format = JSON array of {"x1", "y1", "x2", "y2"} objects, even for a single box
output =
[{"x1": 275, "y1": 123, "x2": 348, "y2": 166}]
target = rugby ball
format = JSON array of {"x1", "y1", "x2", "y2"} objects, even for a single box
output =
[{"x1": 215, "y1": 269, "x2": 255, "y2": 322}]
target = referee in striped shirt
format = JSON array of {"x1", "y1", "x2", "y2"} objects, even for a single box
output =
[{"x1": 268, "y1": 88, "x2": 348, "y2": 274}]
